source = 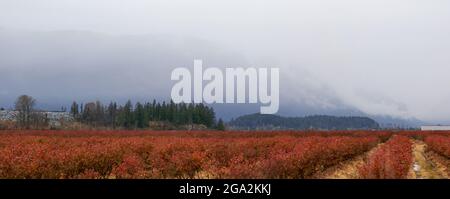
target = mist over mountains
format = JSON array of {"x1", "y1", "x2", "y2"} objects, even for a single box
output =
[{"x1": 0, "y1": 29, "x2": 436, "y2": 127}]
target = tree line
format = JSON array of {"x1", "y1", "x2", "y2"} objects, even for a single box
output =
[
  {"x1": 2, "y1": 95, "x2": 225, "y2": 130},
  {"x1": 70, "y1": 100, "x2": 225, "y2": 130},
  {"x1": 228, "y1": 113, "x2": 379, "y2": 130}
]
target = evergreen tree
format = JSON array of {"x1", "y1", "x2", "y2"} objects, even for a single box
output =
[
  {"x1": 117, "y1": 100, "x2": 133, "y2": 129},
  {"x1": 70, "y1": 101, "x2": 79, "y2": 117},
  {"x1": 134, "y1": 102, "x2": 145, "y2": 128},
  {"x1": 71, "y1": 99, "x2": 217, "y2": 130},
  {"x1": 217, "y1": 118, "x2": 226, "y2": 131},
  {"x1": 107, "y1": 102, "x2": 117, "y2": 129}
]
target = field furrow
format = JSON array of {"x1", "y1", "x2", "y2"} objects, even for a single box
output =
[{"x1": 0, "y1": 130, "x2": 449, "y2": 179}]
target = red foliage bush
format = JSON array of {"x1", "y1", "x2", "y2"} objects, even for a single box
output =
[
  {"x1": 256, "y1": 136, "x2": 379, "y2": 178},
  {"x1": 110, "y1": 154, "x2": 148, "y2": 179},
  {"x1": 359, "y1": 135, "x2": 413, "y2": 179},
  {"x1": 398, "y1": 131, "x2": 450, "y2": 140},
  {"x1": 424, "y1": 136, "x2": 450, "y2": 158},
  {"x1": 0, "y1": 130, "x2": 402, "y2": 179}
]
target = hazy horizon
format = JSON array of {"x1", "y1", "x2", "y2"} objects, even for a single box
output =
[{"x1": 1, "y1": 0, "x2": 450, "y2": 124}]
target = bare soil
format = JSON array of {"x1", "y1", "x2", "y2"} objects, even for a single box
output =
[
  {"x1": 315, "y1": 143, "x2": 383, "y2": 179},
  {"x1": 408, "y1": 140, "x2": 448, "y2": 179},
  {"x1": 425, "y1": 150, "x2": 450, "y2": 178},
  {"x1": 316, "y1": 139, "x2": 449, "y2": 179}
]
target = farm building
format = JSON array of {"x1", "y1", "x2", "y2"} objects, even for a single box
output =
[
  {"x1": 421, "y1": 125, "x2": 450, "y2": 131},
  {"x1": 0, "y1": 110, "x2": 73, "y2": 127}
]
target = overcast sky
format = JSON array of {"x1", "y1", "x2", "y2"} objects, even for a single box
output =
[{"x1": 1, "y1": 0, "x2": 450, "y2": 123}]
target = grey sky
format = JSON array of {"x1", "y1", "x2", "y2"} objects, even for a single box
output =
[{"x1": 1, "y1": 0, "x2": 450, "y2": 123}]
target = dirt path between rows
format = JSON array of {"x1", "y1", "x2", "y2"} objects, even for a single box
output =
[
  {"x1": 315, "y1": 143, "x2": 384, "y2": 179},
  {"x1": 409, "y1": 140, "x2": 448, "y2": 179},
  {"x1": 317, "y1": 139, "x2": 449, "y2": 179}
]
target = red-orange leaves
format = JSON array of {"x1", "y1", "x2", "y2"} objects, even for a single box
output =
[
  {"x1": 359, "y1": 135, "x2": 413, "y2": 179},
  {"x1": 258, "y1": 136, "x2": 379, "y2": 178},
  {"x1": 425, "y1": 136, "x2": 450, "y2": 158},
  {"x1": 110, "y1": 154, "x2": 147, "y2": 179},
  {"x1": 0, "y1": 130, "x2": 385, "y2": 179}
]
